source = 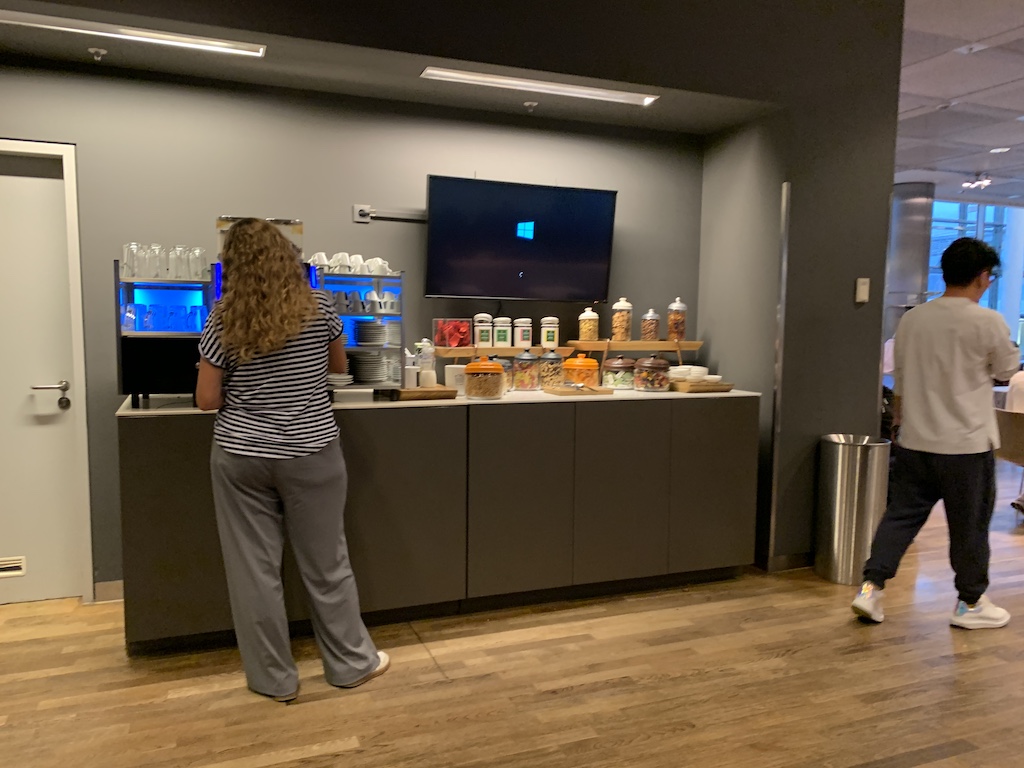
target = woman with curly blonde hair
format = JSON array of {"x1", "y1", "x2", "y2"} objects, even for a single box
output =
[{"x1": 197, "y1": 218, "x2": 389, "y2": 702}]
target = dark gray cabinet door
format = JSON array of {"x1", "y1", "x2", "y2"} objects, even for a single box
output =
[
  {"x1": 669, "y1": 397, "x2": 759, "y2": 572},
  {"x1": 467, "y1": 403, "x2": 574, "y2": 597},
  {"x1": 574, "y1": 401, "x2": 671, "y2": 584},
  {"x1": 337, "y1": 406, "x2": 467, "y2": 611},
  {"x1": 120, "y1": 415, "x2": 234, "y2": 644}
]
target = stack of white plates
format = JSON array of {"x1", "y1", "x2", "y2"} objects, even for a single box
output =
[
  {"x1": 356, "y1": 321, "x2": 387, "y2": 346},
  {"x1": 339, "y1": 333, "x2": 349, "y2": 347},
  {"x1": 349, "y1": 352, "x2": 389, "y2": 383},
  {"x1": 328, "y1": 373, "x2": 354, "y2": 388},
  {"x1": 385, "y1": 323, "x2": 402, "y2": 346}
]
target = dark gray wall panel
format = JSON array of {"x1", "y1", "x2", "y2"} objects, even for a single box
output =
[
  {"x1": 670, "y1": 398, "x2": 759, "y2": 572},
  {"x1": 574, "y1": 401, "x2": 670, "y2": 584},
  {"x1": 337, "y1": 407, "x2": 467, "y2": 611},
  {"x1": 468, "y1": 404, "x2": 574, "y2": 597}
]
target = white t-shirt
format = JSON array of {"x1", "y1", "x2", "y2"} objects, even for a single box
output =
[{"x1": 895, "y1": 297, "x2": 1019, "y2": 454}]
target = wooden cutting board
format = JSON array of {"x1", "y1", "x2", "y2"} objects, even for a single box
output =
[
  {"x1": 670, "y1": 381, "x2": 735, "y2": 393},
  {"x1": 380, "y1": 386, "x2": 459, "y2": 401},
  {"x1": 543, "y1": 386, "x2": 615, "y2": 396}
]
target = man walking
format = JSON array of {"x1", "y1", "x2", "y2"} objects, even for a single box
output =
[{"x1": 852, "y1": 237, "x2": 1020, "y2": 628}]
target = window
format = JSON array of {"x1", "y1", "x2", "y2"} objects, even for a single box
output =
[{"x1": 929, "y1": 201, "x2": 1006, "y2": 311}]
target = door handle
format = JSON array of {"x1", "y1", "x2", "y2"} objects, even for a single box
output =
[{"x1": 31, "y1": 380, "x2": 70, "y2": 392}]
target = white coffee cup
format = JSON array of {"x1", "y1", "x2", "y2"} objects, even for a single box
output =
[
  {"x1": 690, "y1": 366, "x2": 709, "y2": 378},
  {"x1": 358, "y1": 264, "x2": 371, "y2": 274},
  {"x1": 404, "y1": 366, "x2": 418, "y2": 389},
  {"x1": 445, "y1": 364, "x2": 467, "y2": 395},
  {"x1": 366, "y1": 290, "x2": 379, "y2": 302},
  {"x1": 310, "y1": 252, "x2": 329, "y2": 266},
  {"x1": 333, "y1": 252, "x2": 350, "y2": 267},
  {"x1": 349, "y1": 254, "x2": 364, "y2": 268}
]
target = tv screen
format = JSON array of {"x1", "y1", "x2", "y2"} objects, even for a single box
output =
[{"x1": 425, "y1": 176, "x2": 617, "y2": 301}]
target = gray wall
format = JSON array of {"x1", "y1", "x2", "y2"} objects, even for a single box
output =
[
  {"x1": 0, "y1": 67, "x2": 704, "y2": 581},
  {"x1": 696, "y1": 121, "x2": 784, "y2": 569}
]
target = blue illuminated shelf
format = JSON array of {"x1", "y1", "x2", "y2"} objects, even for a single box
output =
[
  {"x1": 121, "y1": 331, "x2": 201, "y2": 338},
  {"x1": 121, "y1": 277, "x2": 211, "y2": 286}
]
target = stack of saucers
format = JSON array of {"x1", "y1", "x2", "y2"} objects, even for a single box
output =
[
  {"x1": 348, "y1": 351, "x2": 389, "y2": 383},
  {"x1": 328, "y1": 372, "x2": 354, "y2": 389},
  {"x1": 385, "y1": 322, "x2": 402, "y2": 346},
  {"x1": 356, "y1": 321, "x2": 387, "y2": 346}
]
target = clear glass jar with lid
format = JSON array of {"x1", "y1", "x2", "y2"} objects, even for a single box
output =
[
  {"x1": 473, "y1": 313, "x2": 494, "y2": 346},
  {"x1": 493, "y1": 316, "x2": 512, "y2": 347},
  {"x1": 602, "y1": 355, "x2": 636, "y2": 389},
  {"x1": 667, "y1": 297, "x2": 687, "y2": 341},
  {"x1": 491, "y1": 355, "x2": 513, "y2": 393},
  {"x1": 641, "y1": 309, "x2": 660, "y2": 341},
  {"x1": 564, "y1": 354, "x2": 599, "y2": 388},
  {"x1": 465, "y1": 357, "x2": 505, "y2": 400},
  {"x1": 539, "y1": 349, "x2": 564, "y2": 388},
  {"x1": 611, "y1": 297, "x2": 632, "y2": 341},
  {"x1": 578, "y1": 306, "x2": 599, "y2": 341},
  {"x1": 513, "y1": 348, "x2": 541, "y2": 391},
  {"x1": 513, "y1": 317, "x2": 533, "y2": 348},
  {"x1": 634, "y1": 354, "x2": 671, "y2": 391},
  {"x1": 540, "y1": 316, "x2": 559, "y2": 348}
]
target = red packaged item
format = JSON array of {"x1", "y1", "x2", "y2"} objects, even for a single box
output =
[{"x1": 433, "y1": 318, "x2": 472, "y2": 347}]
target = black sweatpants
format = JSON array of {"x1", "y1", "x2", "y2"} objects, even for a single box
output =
[{"x1": 863, "y1": 446, "x2": 996, "y2": 605}]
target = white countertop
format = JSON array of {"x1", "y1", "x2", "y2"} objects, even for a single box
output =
[{"x1": 116, "y1": 388, "x2": 761, "y2": 417}]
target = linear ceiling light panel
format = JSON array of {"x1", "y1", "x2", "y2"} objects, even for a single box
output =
[
  {"x1": 420, "y1": 66, "x2": 658, "y2": 106},
  {"x1": 0, "y1": 10, "x2": 266, "y2": 57}
]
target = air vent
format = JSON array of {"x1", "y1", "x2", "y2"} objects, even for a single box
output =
[{"x1": 0, "y1": 556, "x2": 26, "y2": 578}]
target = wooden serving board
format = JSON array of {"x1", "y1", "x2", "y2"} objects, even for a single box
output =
[
  {"x1": 543, "y1": 386, "x2": 615, "y2": 397},
  {"x1": 381, "y1": 386, "x2": 459, "y2": 401},
  {"x1": 670, "y1": 381, "x2": 735, "y2": 393}
]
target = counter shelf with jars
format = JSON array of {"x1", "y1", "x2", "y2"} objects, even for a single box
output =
[
  {"x1": 320, "y1": 271, "x2": 405, "y2": 389},
  {"x1": 565, "y1": 339, "x2": 703, "y2": 367},
  {"x1": 434, "y1": 346, "x2": 574, "y2": 360},
  {"x1": 116, "y1": 260, "x2": 222, "y2": 407}
]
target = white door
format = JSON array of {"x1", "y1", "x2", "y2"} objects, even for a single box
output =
[{"x1": 0, "y1": 141, "x2": 92, "y2": 604}]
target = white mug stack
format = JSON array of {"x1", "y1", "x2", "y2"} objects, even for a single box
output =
[{"x1": 310, "y1": 251, "x2": 397, "y2": 275}]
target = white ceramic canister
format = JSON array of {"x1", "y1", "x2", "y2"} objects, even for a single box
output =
[
  {"x1": 540, "y1": 316, "x2": 559, "y2": 349},
  {"x1": 513, "y1": 317, "x2": 533, "y2": 348},
  {"x1": 493, "y1": 316, "x2": 512, "y2": 347},
  {"x1": 473, "y1": 312, "x2": 494, "y2": 346}
]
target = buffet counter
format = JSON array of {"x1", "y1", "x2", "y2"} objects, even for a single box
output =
[{"x1": 117, "y1": 389, "x2": 761, "y2": 653}]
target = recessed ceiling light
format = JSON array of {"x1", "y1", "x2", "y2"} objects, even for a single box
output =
[
  {"x1": 420, "y1": 67, "x2": 659, "y2": 107},
  {"x1": 991, "y1": 147, "x2": 1011, "y2": 153},
  {"x1": 0, "y1": 9, "x2": 266, "y2": 57}
]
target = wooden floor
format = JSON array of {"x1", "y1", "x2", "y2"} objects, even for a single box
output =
[{"x1": 7, "y1": 468, "x2": 1024, "y2": 768}]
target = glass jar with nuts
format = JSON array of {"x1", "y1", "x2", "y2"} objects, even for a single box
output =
[
  {"x1": 641, "y1": 308, "x2": 660, "y2": 341},
  {"x1": 667, "y1": 297, "x2": 687, "y2": 341},
  {"x1": 578, "y1": 306, "x2": 600, "y2": 341},
  {"x1": 465, "y1": 357, "x2": 505, "y2": 400},
  {"x1": 611, "y1": 297, "x2": 632, "y2": 341}
]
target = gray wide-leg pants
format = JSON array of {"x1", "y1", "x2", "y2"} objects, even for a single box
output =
[{"x1": 210, "y1": 438, "x2": 378, "y2": 697}]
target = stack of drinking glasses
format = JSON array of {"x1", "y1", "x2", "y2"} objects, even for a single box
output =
[{"x1": 120, "y1": 242, "x2": 209, "y2": 280}]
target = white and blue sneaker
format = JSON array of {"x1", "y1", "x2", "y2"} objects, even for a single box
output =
[
  {"x1": 950, "y1": 595, "x2": 1010, "y2": 629},
  {"x1": 851, "y1": 581, "x2": 884, "y2": 623}
]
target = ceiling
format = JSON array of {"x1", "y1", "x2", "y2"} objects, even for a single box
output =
[
  {"x1": 896, "y1": 0, "x2": 1024, "y2": 202},
  {"x1": 0, "y1": 0, "x2": 773, "y2": 136}
]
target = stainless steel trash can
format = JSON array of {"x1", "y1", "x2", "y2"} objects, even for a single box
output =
[{"x1": 815, "y1": 434, "x2": 891, "y2": 585}]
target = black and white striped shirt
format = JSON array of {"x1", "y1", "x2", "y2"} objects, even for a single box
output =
[{"x1": 199, "y1": 291, "x2": 342, "y2": 459}]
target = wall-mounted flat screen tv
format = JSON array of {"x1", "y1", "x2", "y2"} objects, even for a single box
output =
[{"x1": 425, "y1": 175, "x2": 617, "y2": 301}]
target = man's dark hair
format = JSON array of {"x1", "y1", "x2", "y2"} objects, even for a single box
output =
[{"x1": 941, "y1": 237, "x2": 1001, "y2": 287}]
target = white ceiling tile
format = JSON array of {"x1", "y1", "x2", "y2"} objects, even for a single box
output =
[
  {"x1": 904, "y1": 0, "x2": 1024, "y2": 41},
  {"x1": 901, "y1": 48, "x2": 1024, "y2": 99},
  {"x1": 926, "y1": 149, "x2": 1024, "y2": 172},
  {"x1": 898, "y1": 106, "x2": 1005, "y2": 139},
  {"x1": 959, "y1": 77, "x2": 1024, "y2": 111},
  {"x1": 947, "y1": 119, "x2": 1024, "y2": 145},
  {"x1": 895, "y1": 142, "x2": 981, "y2": 166},
  {"x1": 902, "y1": 29, "x2": 968, "y2": 66},
  {"x1": 899, "y1": 92, "x2": 946, "y2": 113}
]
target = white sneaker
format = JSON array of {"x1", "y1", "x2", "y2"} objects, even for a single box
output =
[
  {"x1": 851, "y1": 581, "x2": 884, "y2": 623},
  {"x1": 950, "y1": 595, "x2": 1010, "y2": 629}
]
